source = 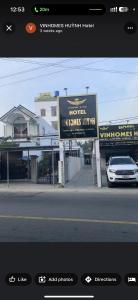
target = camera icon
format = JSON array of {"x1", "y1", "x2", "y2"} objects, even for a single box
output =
[{"x1": 38, "y1": 276, "x2": 47, "y2": 284}]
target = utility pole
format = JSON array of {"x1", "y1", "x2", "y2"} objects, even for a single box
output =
[
  {"x1": 52, "y1": 149, "x2": 55, "y2": 185},
  {"x1": 95, "y1": 139, "x2": 102, "y2": 188},
  {"x1": 59, "y1": 141, "x2": 65, "y2": 187},
  {"x1": 86, "y1": 86, "x2": 90, "y2": 94},
  {"x1": 64, "y1": 88, "x2": 68, "y2": 96},
  {"x1": 7, "y1": 151, "x2": 9, "y2": 187}
]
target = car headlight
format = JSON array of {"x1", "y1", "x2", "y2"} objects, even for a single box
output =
[
  {"x1": 109, "y1": 169, "x2": 116, "y2": 173},
  {"x1": 134, "y1": 169, "x2": 138, "y2": 173}
]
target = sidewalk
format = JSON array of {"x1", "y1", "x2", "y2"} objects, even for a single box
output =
[
  {"x1": 0, "y1": 167, "x2": 95, "y2": 193},
  {"x1": 0, "y1": 182, "x2": 58, "y2": 192},
  {"x1": 0, "y1": 179, "x2": 137, "y2": 194},
  {"x1": 66, "y1": 166, "x2": 94, "y2": 189}
]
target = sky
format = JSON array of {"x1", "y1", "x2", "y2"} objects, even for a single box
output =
[{"x1": 0, "y1": 57, "x2": 138, "y2": 136}]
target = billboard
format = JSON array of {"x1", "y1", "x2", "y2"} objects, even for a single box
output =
[
  {"x1": 99, "y1": 124, "x2": 138, "y2": 144},
  {"x1": 59, "y1": 94, "x2": 98, "y2": 139}
]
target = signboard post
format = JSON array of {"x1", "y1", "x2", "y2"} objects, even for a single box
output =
[
  {"x1": 7, "y1": 151, "x2": 9, "y2": 187},
  {"x1": 58, "y1": 141, "x2": 65, "y2": 187},
  {"x1": 58, "y1": 94, "x2": 101, "y2": 188},
  {"x1": 95, "y1": 139, "x2": 102, "y2": 188}
]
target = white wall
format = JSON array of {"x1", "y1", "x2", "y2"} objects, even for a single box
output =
[
  {"x1": 31, "y1": 156, "x2": 38, "y2": 183},
  {"x1": 67, "y1": 157, "x2": 81, "y2": 181},
  {"x1": 5, "y1": 123, "x2": 12, "y2": 137},
  {"x1": 80, "y1": 149, "x2": 85, "y2": 167},
  {"x1": 0, "y1": 122, "x2": 4, "y2": 137},
  {"x1": 29, "y1": 122, "x2": 38, "y2": 136},
  {"x1": 35, "y1": 100, "x2": 58, "y2": 127},
  {"x1": 38, "y1": 117, "x2": 57, "y2": 135}
]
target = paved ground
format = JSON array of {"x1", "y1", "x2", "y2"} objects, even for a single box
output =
[
  {"x1": 0, "y1": 180, "x2": 138, "y2": 242},
  {"x1": 66, "y1": 165, "x2": 94, "y2": 189}
]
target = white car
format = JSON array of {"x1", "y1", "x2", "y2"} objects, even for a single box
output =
[{"x1": 106, "y1": 156, "x2": 138, "y2": 187}]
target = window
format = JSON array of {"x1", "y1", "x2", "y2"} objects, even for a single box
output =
[
  {"x1": 13, "y1": 117, "x2": 28, "y2": 138},
  {"x1": 14, "y1": 123, "x2": 27, "y2": 138},
  {"x1": 41, "y1": 109, "x2": 46, "y2": 117},
  {"x1": 110, "y1": 157, "x2": 135, "y2": 165},
  {"x1": 51, "y1": 121, "x2": 58, "y2": 130},
  {"x1": 51, "y1": 106, "x2": 57, "y2": 117}
]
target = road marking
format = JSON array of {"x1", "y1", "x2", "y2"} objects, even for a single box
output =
[{"x1": 0, "y1": 215, "x2": 138, "y2": 225}]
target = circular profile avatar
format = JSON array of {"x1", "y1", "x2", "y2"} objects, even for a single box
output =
[{"x1": 25, "y1": 22, "x2": 37, "y2": 34}]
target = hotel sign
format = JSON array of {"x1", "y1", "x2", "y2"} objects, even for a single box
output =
[
  {"x1": 99, "y1": 124, "x2": 138, "y2": 142},
  {"x1": 59, "y1": 94, "x2": 98, "y2": 139}
]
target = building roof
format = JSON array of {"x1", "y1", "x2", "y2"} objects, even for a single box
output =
[
  {"x1": 0, "y1": 105, "x2": 37, "y2": 124},
  {"x1": 35, "y1": 92, "x2": 57, "y2": 102}
]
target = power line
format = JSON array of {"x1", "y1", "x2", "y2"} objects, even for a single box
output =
[
  {"x1": 0, "y1": 58, "x2": 77, "y2": 80},
  {"x1": 54, "y1": 64, "x2": 138, "y2": 76},
  {"x1": 9, "y1": 58, "x2": 136, "y2": 76},
  {"x1": 0, "y1": 59, "x2": 138, "y2": 108},
  {"x1": 0, "y1": 68, "x2": 72, "y2": 88},
  {"x1": 1, "y1": 57, "x2": 109, "y2": 66},
  {"x1": 0, "y1": 58, "x2": 74, "y2": 66},
  {"x1": 0, "y1": 58, "x2": 137, "y2": 87},
  {"x1": 0, "y1": 65, "x2": 48, "y2": 80},
  {"x1": 0, "y1": 59, "x2": 111, "y2": 87},
  {"x1": 0, "y1": 63, "x2": 137, "y2": 88},
  {"x1": 99, "y1": 95, "x2": 138, "y2": 105},
  {"x1": 21, "y1": 59, "x2": 138, "y2": 77},
  {"x1": 99, "y1": 116, "x2": 138, "y2": 124}
]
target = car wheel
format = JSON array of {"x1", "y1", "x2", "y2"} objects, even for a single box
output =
[{"x1": 107, "y1": 180, "x2": 114, "y2": 188}]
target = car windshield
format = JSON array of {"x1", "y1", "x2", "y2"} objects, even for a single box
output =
[{"x1": 110, "y1": 158, "x2": 135, "y2": 165}]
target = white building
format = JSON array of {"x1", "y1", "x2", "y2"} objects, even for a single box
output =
[
  {"x1": 0, "y1": 101, "x2": 84, "y2": 184},
  {"x1": 35, "y1": 92, "x2": 58, "y2": 130},
  {"x1": 34, "y1": 91, "x2": 80, "y2": 150},
  {"x1": 0, "y1": 104, "x2": 56, "y2": 140}
]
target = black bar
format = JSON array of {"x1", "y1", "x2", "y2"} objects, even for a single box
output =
[{"x1": 32, "y1": 4, "x2": 106, "y2": 15}]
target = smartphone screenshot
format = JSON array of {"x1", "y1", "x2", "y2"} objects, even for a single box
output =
[{"x1": 0, "y1": 0, "x2": 138, "y2": 299}]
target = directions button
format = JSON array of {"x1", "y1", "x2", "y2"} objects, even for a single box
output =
[{"x1": 81, "y1": 273, "x2": 121, "y2": 286}]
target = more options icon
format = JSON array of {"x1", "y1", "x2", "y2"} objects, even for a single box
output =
[{"x1": 124, "y1": 22, "x2": 137, "y2": 34}]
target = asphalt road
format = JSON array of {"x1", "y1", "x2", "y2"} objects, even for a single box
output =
[{"x1": 0, "y1": 187, "x2": 138, "y2": 242}]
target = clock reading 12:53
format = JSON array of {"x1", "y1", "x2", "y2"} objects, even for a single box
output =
[{"x1": 10, "y1": 7, "x2": 25, "y2": 13}]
